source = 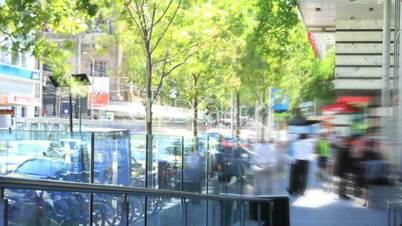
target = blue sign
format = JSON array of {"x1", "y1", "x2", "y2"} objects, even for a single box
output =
[
  {"x1": 0, "y1": 63, "x2": 39, "y2": 80},
  {"x1": 272, "y1": 88, "x2": 289, "y2": 111}
]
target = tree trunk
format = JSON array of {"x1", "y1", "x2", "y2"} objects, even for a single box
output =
[
  {"x1": 146, "y1": 50, "x2": 153, "y2": 136},
  {"x1": 255, "y1": 100, "x2": 260, "y2": 141},
  {"x1": 192, "y1": 96, "x2": 198, "y2": 139},
  {"x1": 230, "y1": 92, "x2": 235, "y2": 137},
  {"x1": 260, "y1": 92, "x2": 267, "y2": 142},
  {"x1": 235, "y1": 91, "x2": 241, "y2": 140},
  {"x1": 145, "y1": 41, "x2": 153, "y2": 188}
]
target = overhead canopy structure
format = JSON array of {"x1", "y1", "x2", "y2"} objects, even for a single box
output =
[{"x1": 297, "y1": 0, "x2": 387, "y2": 95}]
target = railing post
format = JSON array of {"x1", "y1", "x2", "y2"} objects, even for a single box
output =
[
  {"x1": 257, "y1": 202, "x2": 261, "y2": 226},
  {"x1": 387, "y1": 201, "x2": 392, "y2": 226},
  {"x1": 121, "y1": 194, "x2": 129, "y2": 226},
  {"x1": 0, "y1": 187, "x2": 7, "y2": 226},
  {"x1": 181, "y1": 136, "x2": 185, "y2": 192},
  {"x1": 89, "y1": 132, "x2": 95, "y2": 225},
  {"x1": 181, "y1": 198, "x2": 188, "y2": 226},
  {"x1": 219, "y1": 200, "x2": 224, "y2": 226},
  {"x1": 269, "y1": 201, "x2": 274, "y2": 226},
  {"x1": 240, "y1": 201, "x2": 245, "y2": 226},
  {"x1": 206, "y1": 136, "x2": 209, "y2": 226}
]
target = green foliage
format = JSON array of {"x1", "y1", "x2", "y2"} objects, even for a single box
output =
[
  {"x1": 0, "y1": 0, "x2": 335, "y2": 116},
  {"x1": 280, "y1": 24, "x2": 335, "y2": 109},
  {"x1": 0, "y1": 0, "x2": 98, "y2": 81},
  {"x1": 240, "y1": 0, "x2": 299, "y2": 107}
]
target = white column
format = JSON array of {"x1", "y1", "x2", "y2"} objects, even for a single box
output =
[
  {"x1": 397, "y1": 0, "x2": 402, "y2": 180},
  {"x1": 382, "y1": 0, "x2": 391, "y2": 142}
]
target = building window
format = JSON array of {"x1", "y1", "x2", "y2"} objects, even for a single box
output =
[
  {"x1": 21, "y1": 106, "x2": 26, "y2": 117},
  {"x1": 11, "y1": 52, "x2": 18, "y2": 66},
  {"x1": 34, "y1": 82, "x2": 40, "y2": 98},
  {"x1": 90, "y1": 61, "x2": 107, "y2": 77},
  {"x1": 21, "y1": 53, "x2": 26, "y2": 68}
]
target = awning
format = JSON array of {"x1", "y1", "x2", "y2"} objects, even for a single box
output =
[
  {"x1": 321, "y1": 102, "x2": 360, "y2": 114},
  {"x1": 336, "y1": 96, "x2": 372, "y2": 104}
]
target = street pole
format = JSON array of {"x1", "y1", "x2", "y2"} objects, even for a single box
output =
[
  {"x1": 91, "y1": 57, "x2": 95, "y2": 120},
  {"x1": 382, "y1": 0, "x2": 391, "y2": 144},
  {"x1": 76, "y1": 34, "x2": 82, "y2": 134},
  {"x1": 397, "y1": 0, "x2": 402, "y2": 180},
  {"x1": 230, "y1": 93, "x2": 234, "y2": 137},
  {"x1": 69, "y1": 87, "x2": 73, "y2": 135}
]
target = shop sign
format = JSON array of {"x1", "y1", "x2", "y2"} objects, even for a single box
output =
[
  {"x1": 88, "y1": 77, "x2": 109, "y2": 108},
  {"x1": 0, "y1": 109, "x2": 14, "y2": 115},
  {"x1": 0, "y1": 63, "x2": 40, "y2": 80}
]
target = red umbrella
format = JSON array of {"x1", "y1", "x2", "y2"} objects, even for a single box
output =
[{"x1": 321, "y1": 102, "x2": 360, "y2": 114}]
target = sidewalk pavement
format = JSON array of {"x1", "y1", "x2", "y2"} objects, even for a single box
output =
[
  {"x1": 290, "y1": 188, "x2": 386, "y2": 226},
  {"x1": 290, "y1": 161, "x2": 387, "y2": 226}
]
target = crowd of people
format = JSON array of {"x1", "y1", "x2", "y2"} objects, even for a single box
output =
[{"x1": 251, "y1": 130, "x2": 387, "y2": 204}]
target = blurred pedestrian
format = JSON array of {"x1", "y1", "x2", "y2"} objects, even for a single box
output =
[
  {"x1": 335, "y1": 137, "x2": 353, "y2": 199},
  {"x1": 252, "y1": 138, "x2": 278, "y2": 195},
  {"x1": 316, "y1": 133, "x2": 330, "y2": 181},
  {"x1": 288, "y1": 134, "x2": 313, "y2": 195}
]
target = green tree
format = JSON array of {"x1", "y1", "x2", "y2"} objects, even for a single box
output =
[
  {"x1": 240, "y1": 0, "x2": 299, "y2": 140},
  {"x1": 281, "y1": 24, "x2": 335, "y2": 110},
  {"x1": 0, "y1": 0, "x2": 97, "y2": 81}
]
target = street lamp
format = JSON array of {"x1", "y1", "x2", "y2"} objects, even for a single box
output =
[{"x1": 83, "y1": 52, "x2": 95, "y2": 120}]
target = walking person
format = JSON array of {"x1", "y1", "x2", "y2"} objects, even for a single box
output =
[
  {"x1": 252, "y1": 138, "x2": 278, "y2": 195},
  {"x1": 289, "y1": 134, "x2": 313, "y2": 195},
  {"x1": 335, "y1": 137, "x2": 353, "y2": 199},
  {"x1": 317, "y1": 133, "x2": 330, "y2": 182}
]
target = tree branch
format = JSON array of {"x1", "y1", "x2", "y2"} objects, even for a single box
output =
[
  {"x1": 132, "y1": 0, "x2": 149, "y2": 40},
  {"x1": 150, "y1": 0, "x2": 181, "y2": 54},
  {"x1": 152, "y1": 0, "x2": 174, "y2": 27},
  {"x1": 244, "y1": 74, "x2": 263, "y2": 106},
  {"x1": 0, "y1": 29, "x2": 15, "y2": 45},
  {"x1": 125, "y1": 4, "x2": 146, "y2": 42},
  {"x1": 152, "y1": 36, "x2": 217, "y2": 66},
  {"x1": 148, "y1": 3, "x2": 157, "y2": 42},
  {"x1": 152, "y1": 51, "x2": 192, "y2": 102}
]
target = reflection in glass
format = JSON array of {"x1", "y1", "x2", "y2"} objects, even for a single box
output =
[
  {"x1": 6, "y1": 189, "x2": 89, "y2": 226},
  {"x1": 147, "y1": 196, "x2": 181, "y2": 226}
]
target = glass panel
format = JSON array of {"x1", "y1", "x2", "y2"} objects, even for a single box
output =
[
  {"x1": 183, "y1": 136, "x2": 206, "y2": 193},
  {"x1": 128, "y1": 196, "x2": 145, "y2": 226},
  {"x1": 93, "y1": 194, "x2": 125, "y2": 226},
  {"x1": 0, "y1": 130, "x2": 91, "y2": 183},
  {"x1": 153, "y1": 135, "x2": 182, "y2": 190},
  {"x1": 221, "y1": 200, "x2": 241, "y2": 226},
  {"x1": 130, "y1": 134, "x2": 147, "y2": 188},
  {"x1": 244, "y1": 202, "x2": 259, "y2": 226},
  {"x1": 5, "y1": 189, "x2": 89, "y2": 226},
  {"x1": 207, "y1": 134, "x2": 223, "y2": 195},
  {"x1": 147, "y1": 196, "x2": 181, "y2": 226},
  {"x1": 93, "y1": 131, "x2": 130, "y2": 185},
  {"x1": 186, "y1": 199, "x2": 207, "y2": 226},
  {"x1": 207, "y1": 200, "x2": 221, "y2": 226}
]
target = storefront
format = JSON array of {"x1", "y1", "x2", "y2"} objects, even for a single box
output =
[{"x1": 0, "y1": 63, "x2": 41, "y2": 129}]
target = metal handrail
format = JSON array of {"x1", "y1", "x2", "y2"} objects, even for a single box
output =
[
  {"x1": 0, "y1": 176, "x2": 277, "y2": 203},
  {"x1": 387, "y1": 200, "x2": 402, "y2": 226}
]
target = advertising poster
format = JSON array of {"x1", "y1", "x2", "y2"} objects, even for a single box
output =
[
  {"x1": 271, "y1": 88, "x2": 289, "y2": 112},
  {"x1": 88, "y1": 77, "x2": 109, "y2": 108}
]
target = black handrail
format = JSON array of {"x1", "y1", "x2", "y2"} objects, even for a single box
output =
[{"x1": 0, "y1": 176, "x2": 278, "y2": 203}]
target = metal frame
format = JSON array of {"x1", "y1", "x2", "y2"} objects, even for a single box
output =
[
  {"x1": 387, "y1": 200, "x2": 402, "y2": 226},
  {"x1": 0, "y1": 176, "x2": 287, "y2": 226},
  {"x1": 0, "y1": 177, "x2": 277, "y2": 203},
  {"x1": 0, "y1": 130, "x2": 290, "y2": 225}
]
